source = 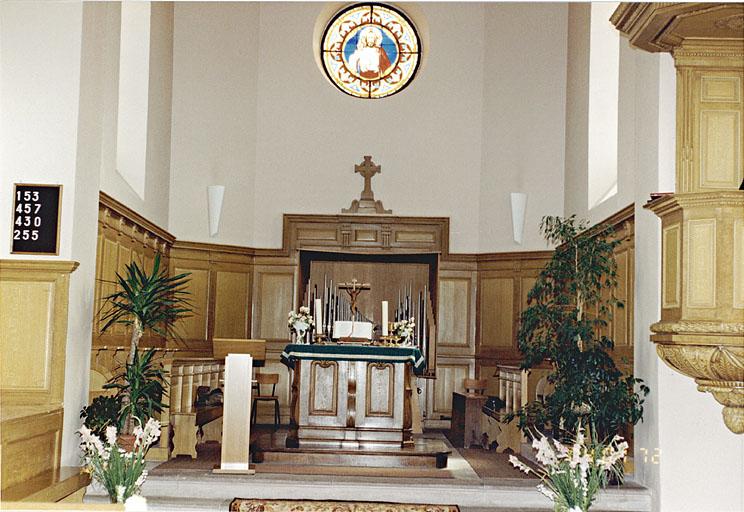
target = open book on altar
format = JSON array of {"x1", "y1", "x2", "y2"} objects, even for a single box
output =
[{"x1": 332, "y1": 321, "x2": 373, "y2": 340}]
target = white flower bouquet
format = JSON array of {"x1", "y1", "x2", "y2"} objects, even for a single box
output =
[
  {"x1": 78, "y1": 417, "x2": 161, "y2": 503},
  {"x1": 288, "y1": 306, "x2": 314, "y2": 341},
  {"x1": 392, "y1": 317, "x2": 415, "y2": 344},
  {"x1": 509, "y1": 424, "x2": 628, "y2": 512}
]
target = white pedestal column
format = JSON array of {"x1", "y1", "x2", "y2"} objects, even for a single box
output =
[{"x1": 214, "y1": 354, "x2": 254, "y2": 474}]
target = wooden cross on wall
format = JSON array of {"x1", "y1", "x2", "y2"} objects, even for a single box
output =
[{"x1": 342, "y1": 156, "x2": 392, "y2": 214}]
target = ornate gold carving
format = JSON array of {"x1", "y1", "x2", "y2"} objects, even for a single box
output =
[
  {"x1": 656, "y1": 344, "x2": 744, "y2": 433},
  {"x1": 714, "y1": 14, "x2": 744, "y2": 31},
  {"x1": 612, "y1": 3, "x2": 744, "y2": 53},
  {"x1": 652, "y1": 321, "x2": 744, "y2": 334}
]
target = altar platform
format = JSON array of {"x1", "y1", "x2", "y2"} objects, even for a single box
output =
[{"x1": 85, "y1": 429, "x2": 652, "y2": 512}]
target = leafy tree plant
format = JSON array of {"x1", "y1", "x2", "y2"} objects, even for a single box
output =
[
  {"x1": 100, "y1": 253, "x2": 191, "y2": 433},
  {"x1": 511, "y1": 215, "x2": 649, "y2": 442}
]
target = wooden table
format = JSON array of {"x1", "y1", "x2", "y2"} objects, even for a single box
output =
[{"x1": 447, "y1": 391, "x2": 487, "y2": 448}]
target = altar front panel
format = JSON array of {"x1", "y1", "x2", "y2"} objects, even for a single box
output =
[{"x1": 294, "y1": 358, "x2": 410, "y2": 448}]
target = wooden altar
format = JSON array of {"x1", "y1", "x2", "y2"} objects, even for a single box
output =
[{"x1": 281, "y1": 344, "x2": 425, "y2": 449}]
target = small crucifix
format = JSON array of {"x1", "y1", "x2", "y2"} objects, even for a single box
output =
[
  {"x1": 342, "y1": 156, "x2": 392, "y2": 214},
  {"x1": 338, "y1": 278, "x2": 371, "y2": 317}
]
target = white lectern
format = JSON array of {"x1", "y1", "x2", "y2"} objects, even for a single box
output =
[{"x1": 213, "y1": 354, "x2": 254, "y2": 474}]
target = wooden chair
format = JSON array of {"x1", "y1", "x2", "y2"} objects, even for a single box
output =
[
  {"x1": 463, "y1": 378, "x2": 488, "y2": 397},
  {"x1": 251, "y1": 372, "x2": 280, "y2": 428}
]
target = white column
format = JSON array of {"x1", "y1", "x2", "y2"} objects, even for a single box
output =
[{"x1": 215, "y1": 354, "x2": 254, "y2": 474}]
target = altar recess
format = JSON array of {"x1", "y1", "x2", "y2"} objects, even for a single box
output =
[{"x1": 298, "y1": 250, "x2": 438, "y2": 377}]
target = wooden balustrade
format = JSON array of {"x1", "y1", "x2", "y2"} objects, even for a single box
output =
[
  {"x1": 482, "y1": 364, "x2": 552, "y2": 453},
  {"x1": 165, "y1": 358, "x2": 225, "y2": 459}
]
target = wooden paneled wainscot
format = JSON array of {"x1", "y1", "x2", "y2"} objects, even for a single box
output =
[{"x1": 0, "y1": 260, "x2": 90, "y2": 501}]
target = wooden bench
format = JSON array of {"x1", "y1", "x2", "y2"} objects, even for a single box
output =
[{"x1": 166, "y1": 358, "x2": 225, "y2": 459}]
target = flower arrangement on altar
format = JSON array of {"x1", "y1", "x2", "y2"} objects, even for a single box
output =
[
  {"x1": 78, "y1": 417, "x2": 161, "y2": 504},
  {"x1": 392, "y1": 317, "x2": 415, "y2": 344},
  {"x1": 509, "y1": 423, "x2": 628, "y2": 512},
  {"x1": 288, "y1": 306, "x2": 314, "y2": 341}
]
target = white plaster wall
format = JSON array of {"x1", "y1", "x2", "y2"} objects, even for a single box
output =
[
  {"x1": 564, "y1": 2, "x2": 639, "y2": 226},
  {"x1": 0, "y1": 1, "x2": 83, "y2": 261},
  {"x1": 168, "y1": 1, "x2": 260, "y2": 246},
  {"x1": 479, "y1": 2, "x2": 567, "y2": 251},
  {"x1": 98, "y1": 2, "x2": 173, "y2": 230},
  {"x1": 169, "y1": 2, "x2": 568, "y2": 253},
  {"x1": 0, "y1": 0, "x2": 109, "y2": 466}
]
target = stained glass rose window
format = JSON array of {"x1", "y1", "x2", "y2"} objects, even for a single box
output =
[{"x1": 321, "y1": 3, "x2": 421, "y2": 99}]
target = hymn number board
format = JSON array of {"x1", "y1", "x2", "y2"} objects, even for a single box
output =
[{"x1": 11, "y1": 184, "x2": 62, "y2": 255}]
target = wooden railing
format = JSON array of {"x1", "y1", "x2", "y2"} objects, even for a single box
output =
[
  {"x1": 164, "y1": 358, "x2": 224, "y2": 459},
  {"x1": 481, "y1": 364, "x2": 552, "y2": 453},
  {"x1": 167, "y1": 358, "x2": 224, "y2": 414}
]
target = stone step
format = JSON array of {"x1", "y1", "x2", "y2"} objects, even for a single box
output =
[{"x1": 256, "y1": 447, "x2": 448, "y2": 468}]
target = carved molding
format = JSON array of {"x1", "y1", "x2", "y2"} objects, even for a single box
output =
[
  {"x1": 612, "y1": 3, "x2": 744, "y2": 53},
  {"x1": 647, "y1": 191, "x2": 744, "y2": 434},
  {"x1": 656, "y1": 344, "x2": 744, "y2": 433},
  {"x1": 652, "y1": 321, "x2": 744, "y2": 335}
]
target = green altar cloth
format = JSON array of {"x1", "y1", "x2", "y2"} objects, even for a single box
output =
[{"x1": 280, "y1": 343, "x2": 426, "y2": 376}]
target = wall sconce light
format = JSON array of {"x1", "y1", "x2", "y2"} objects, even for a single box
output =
[
  {"x1": 510, "y1": 192, "x2": 527, "y2": 245},
  {"x1": 207, "y1": 185, "x2": 225, "y2": 237}
]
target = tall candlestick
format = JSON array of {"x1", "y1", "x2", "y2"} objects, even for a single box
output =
[
  {"x1": 314, "y1": 298, "x2": 322, "y2": 334},
  {"x1": 382, "y1": 301, "x2": 389, "y2": 336}
]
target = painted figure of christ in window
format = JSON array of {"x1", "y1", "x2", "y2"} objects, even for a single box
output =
[{"x1": 348, "y1": 26, "x2": 393, "y2": 80}]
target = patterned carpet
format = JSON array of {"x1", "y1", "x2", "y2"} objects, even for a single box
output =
[{"x1": 230, "y1": 499, "x2": 459, "y2": 512}]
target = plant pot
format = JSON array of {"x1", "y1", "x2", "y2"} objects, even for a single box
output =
[{"x1": 117, "y1": 434, "x2": 137, "y2": 452}]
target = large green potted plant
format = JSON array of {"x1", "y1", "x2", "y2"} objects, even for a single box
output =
[
  {"x1": 100, "y1": 253, "x2": 191, "y2": 434},
  {"x1": 511, "y1": 216, "x2": 649, "y2": 443}
]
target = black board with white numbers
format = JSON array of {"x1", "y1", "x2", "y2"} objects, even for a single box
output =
[{"x1": 11, "y1": 184, "x2": 62, "y2": 255}]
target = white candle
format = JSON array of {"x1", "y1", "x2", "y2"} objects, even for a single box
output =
[
  {"x1": 314, "y1": 298, "x2": 322, "y2": 334},
  {"x1": 382, "y1": 301, "x2": 389, "y2": 336}
]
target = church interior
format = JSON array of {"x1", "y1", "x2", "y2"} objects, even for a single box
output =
[{"x1": 1, "y1": 1, "x2": 743, "y2": 512}]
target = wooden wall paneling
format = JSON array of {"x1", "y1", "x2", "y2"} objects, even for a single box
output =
[
  {"x1": 308, "y1": 260, "x2": 429, "y2": 325},
  {"x1": 479, "y1": 274, "x2": 515, "y2": 350},
  {"x1": 426, "y1": 357, "x2": 474, "y2": 423},
  {"x1": 253, "y1": 265, "x2": 295, "y2": 341},
  {"x1": 172, "y1": 263, "x2": 211, "y2": 347},
  {"x1": 1, "y1": 408, "x2": 63, "y2": 493},
  {"x1": 213, "y1": 269, "x2": 251, "y2": 340},
  {"x1": 284, "y1": 214, "x2": 449, "y2": 255},
  {"x1": 94, "y1": 193, "x2": 174, "y2": 348},
  {"x1": 436, "y1": 270, "x2": 476, "y2": 355},
  {"x1": 0, "y1": 260, "x2": 76, "y2": 497},
  {"x1": 0, "y1": 261, "x2": 78, "y2": 406}
]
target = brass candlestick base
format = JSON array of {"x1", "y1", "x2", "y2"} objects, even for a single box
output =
[
  {"x1": 377, "y1": 335, "x2": 401, "y2": 346},
  {"x1": 313, "y1": 333, "x2": 330, "y2": 344}
]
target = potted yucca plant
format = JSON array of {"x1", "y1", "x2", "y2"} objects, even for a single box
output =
[{"x1": 99, "y1": 253, "x2": 191, "y2": 435}]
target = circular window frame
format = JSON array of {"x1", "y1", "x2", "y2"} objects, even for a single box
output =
[{"x1": 320, "y1": 3, "x2": 422, "y2": 99}]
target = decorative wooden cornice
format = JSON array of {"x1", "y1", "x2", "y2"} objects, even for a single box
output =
[
  {"x1": 0, "y1": 260, "x2": 79, "y2": 274},
  {"x1": 99, "y1": 191, "x2": 175, "y2": 244},
  {"x1": 612, "y1": 3, "x2": 744, "y2": 53}
]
